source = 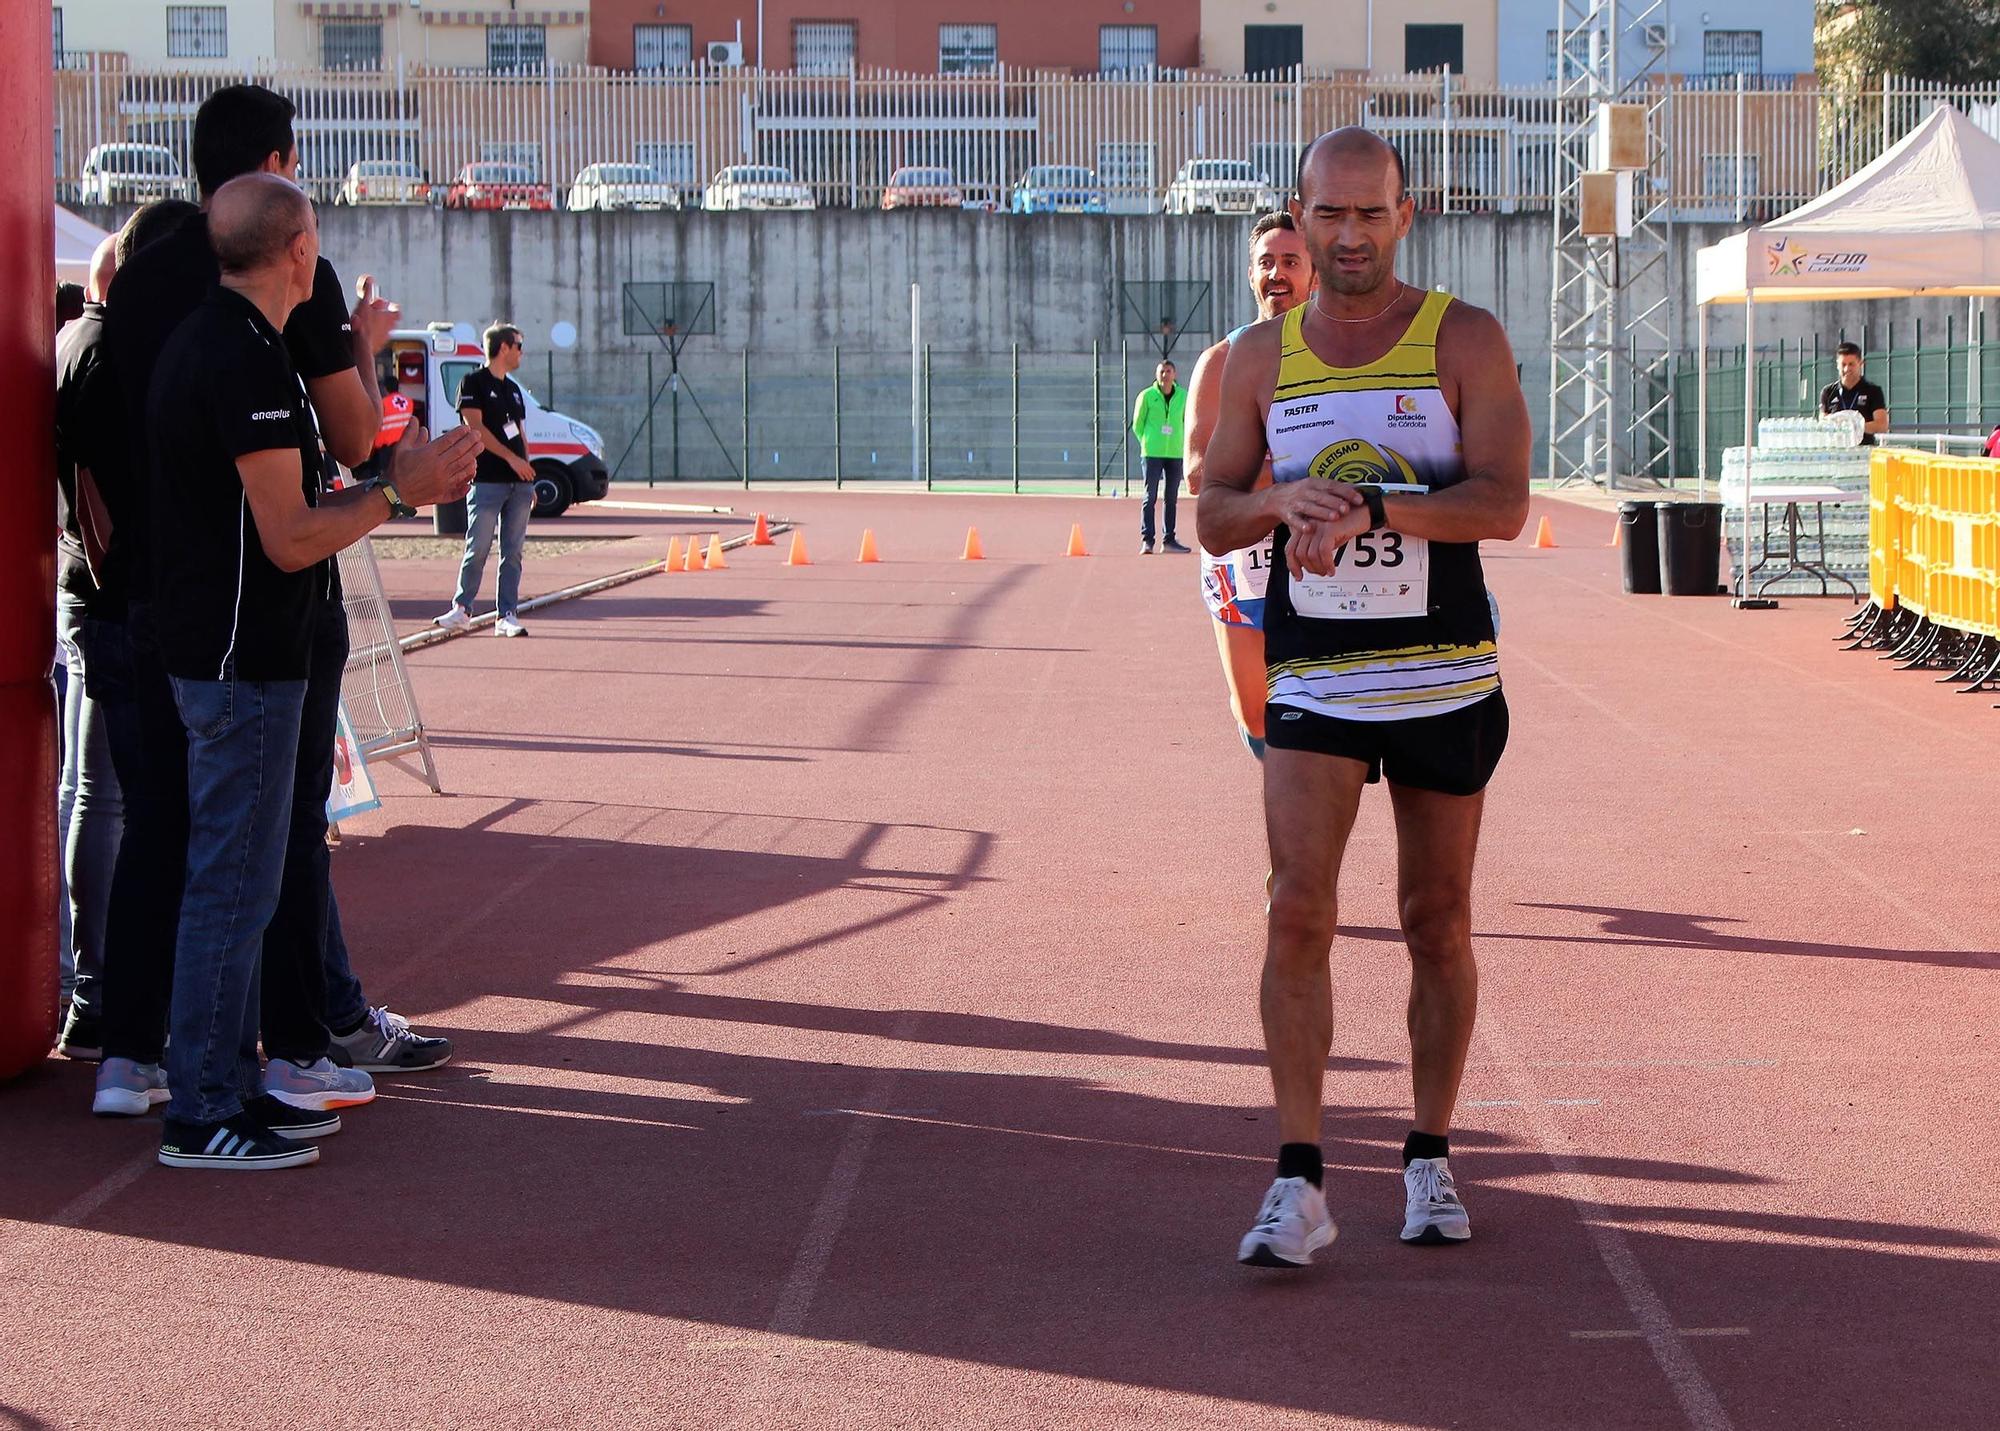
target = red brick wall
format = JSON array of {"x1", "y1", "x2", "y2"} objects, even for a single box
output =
[{"x1": 589, "y1": 1, "x2": 1200, "y2": 73}]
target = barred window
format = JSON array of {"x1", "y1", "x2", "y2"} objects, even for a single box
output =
[
  {"x1": 52, "y1": 7, "x2": 63, "y2": 59},
  {"x1": 488, "y1": 24, "x2": 547, "y2": 73},
  {"x1": 1702, "y1": 153, "x2": 1759, "y2": 198},
  {"x1": 1703, "y1": 30, "x2": 1762, "y2": 76},
  {"x1": 166, "y1": 6, "x2": 228, "y2": 59},
  {"x1": 939, "y1": 23, "x2": 997, "y2": 74},
  {"x1": 1545, "y1": 30, "x2": 1592, "y2": 85},
  {"x1": 1099, "y1": 24, "x2": 1157, "y2": 73},
  {"x1": 635, "y1": 23, "x2": 693, "y2": 70},
  {"x1": 322, "y1": 20, "x2": 382, "y2": 71},
  {"x1": 794, "y1": 21, "x2": 856, "y2": 75}
]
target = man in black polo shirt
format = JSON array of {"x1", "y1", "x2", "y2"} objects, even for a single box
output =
[
  {"x1": 438, "y1": 323, "x2": 537, "y2": 638},
  {"x1": 103, "y1": 84, "x2": 477, "y2": 1123},
  {"x1": 150, "y1": 175, "x2": 472, "y2": 1169},
  {"x1": 1820, "y1": 342, "x2": 1889, "y2": 445}
]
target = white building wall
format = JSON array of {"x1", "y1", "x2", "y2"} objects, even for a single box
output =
[{"x1": 55, "y1": 1, "x2": 279, "y2": 67}]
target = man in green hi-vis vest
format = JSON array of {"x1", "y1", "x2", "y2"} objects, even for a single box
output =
[{"x1": 1132, "y1": 359, "x2": 1189, "y2": 554}]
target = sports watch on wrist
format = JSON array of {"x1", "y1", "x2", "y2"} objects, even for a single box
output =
[
  {"x1": 1354, "y1": 484, "x2": 1389, "y2": 532},
  {"x1": 370, "y1": 477, "x2": 418, "y2": 520}
]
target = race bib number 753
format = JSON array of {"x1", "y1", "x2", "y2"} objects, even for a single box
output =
[{"x1": 1288, "y1": 483, "x2": 1429, "y2": 620}]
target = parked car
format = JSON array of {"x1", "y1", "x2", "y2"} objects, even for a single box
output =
[
  {"x1": 1009, "y1": 165, "x2": 1106, "y2": 214},
  {"x1": 443, "y1": 162, "x2": 553, "y2": 212},
  {"x1": 566, "y1": 162, "x2": 682, "y2": 212},
  {"x1": 702, "y1": 165, "x2": 815, "y2": 211},
  {"x1": 881, "y1": 166, "x2": 964, "y2": 210},
  {"x1": 336, "y1": 159, "x2": 429, "y2": 206},
  {"x1": 383, "y1": 324, "x2": 609, "y2": 518},
  {"x1": 1163, "y1": 159, "x2": 1278, "y2": 215},
  {"x1": 76, "y1": 143, "x2": 186, "y2": 204}
]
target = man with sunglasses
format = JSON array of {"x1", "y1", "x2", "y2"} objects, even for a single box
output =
[{"x1": 437, "y1": 324, "x2": 536, "y2": 638}]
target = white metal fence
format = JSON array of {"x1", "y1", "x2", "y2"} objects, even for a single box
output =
[{"x1": 51, "y1": 56, "x2": 2000, "y2": 217}]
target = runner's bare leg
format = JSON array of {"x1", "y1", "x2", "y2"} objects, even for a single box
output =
[
  {"x1": 1212, "y1": 623, "x2": 1269, "y2": 741},
  {"x1": 1262, "y1": 746, "x2": 1369, "y2": 1145},
  {"x1": 1388, "y1": 783, "x2": 1485, "y2": 1135}
]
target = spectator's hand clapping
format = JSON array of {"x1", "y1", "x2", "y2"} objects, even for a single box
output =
[
  {"x1": 386, "y1": 422, "x2": 479, "y2": 509},
  {"x1": 351, "y1": 274, "x2": 401, "y2": 355}
]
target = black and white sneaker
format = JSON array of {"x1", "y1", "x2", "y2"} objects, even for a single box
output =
[
  {"x1": 59, "y1": 1003, "x2": 102, "y2": 1061},
  {"x1": 244, "y1": 1094, "x2": 342, "y2": 1141},
  {"x1": 159, "y1": 1111, "x2": 320, "y2": 1171}
]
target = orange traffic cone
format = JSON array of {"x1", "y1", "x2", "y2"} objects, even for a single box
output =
[
  {"x1": 664, "y1": 536, "x2": 685, "y2": 572},
  {"x1": 785, "y1": 530, "x2": 811, "y2": 566},
  {"x1": 1609, "y1": 519, "x2": 1622, "y2": 549},
  {"x1": 687, "y1": 535, "x2": 707, "y2": 571},
  {"x1": 962, "y1": 526, "x2": 984, "y2": 560},
  {"x1": 1065, "y1": 523, "x2": 1088, "y2": 557},
  {"x1": 857, "y1": 529, "x2": 880, "y2": 563},
  {"x1": 751, "y1": 512, "x2": 775, "y2": 546},
  {"x1": 705, "y1": 534, "x2": 728, "y2": 569},
  {"x1": 1532, "y1": 516, "x2": 1556, "y2": 549}
]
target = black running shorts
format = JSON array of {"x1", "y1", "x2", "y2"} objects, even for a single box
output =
[{"x1": 1262, "y1": 690, "x2": 1509, "y2": 796}]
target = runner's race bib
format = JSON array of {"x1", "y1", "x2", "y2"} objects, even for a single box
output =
[
  {"x1": 1288, "y1": 483, "x2": 1429, "y2": 619},
  {"x1": 1231, "y1": 538, "x2": 1273, "y2": 599}
]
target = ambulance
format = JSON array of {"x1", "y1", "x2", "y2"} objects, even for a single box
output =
[{"x1": 382, "y1": 324, "x2": 610, "y2": 517}]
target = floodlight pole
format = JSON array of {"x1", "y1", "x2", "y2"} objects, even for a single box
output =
[{"x1": 911, "y1": 282, "x2": 922, "y2": 482}]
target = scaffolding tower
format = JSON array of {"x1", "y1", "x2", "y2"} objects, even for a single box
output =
[{"x1": 1547, "y1": 0, "x2": 1677, "y2": 489}]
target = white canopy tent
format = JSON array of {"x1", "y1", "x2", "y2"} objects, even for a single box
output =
[
  {"x1": 1693, "y1": 104, "x2": 2000, "y2": 600},
  {"x1": 55, "y1": 206, "x2": 111, "y2": 289}
]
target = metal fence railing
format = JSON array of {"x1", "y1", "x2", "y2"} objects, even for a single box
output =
[
  {"x1": 51, "y1": 57, "x2": 2000, "y2": 218},
  {"x1": 1673, "y1": 322, "x2": 2000, "y2": 481}
]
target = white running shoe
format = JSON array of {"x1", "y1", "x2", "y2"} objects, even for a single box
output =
[
  {"x1": 434, "y1": 605, "x2": 473, "y2": 632},
  {"x1": 494, "y1": 616, "x2": 527, "y2": 637},
  {"x1": 92, "y1": 1057, "x2": 170, "y2": 1117},
  {"x1": 1238, "y1": 1176, "x2": 1336, "y2": 1267},
  {"x1": 1401, "y1": 1156, "x2": 1472, "y2": 1244},
  {"x1": 262, "y1": 1057, "x2": 376, "y2": 1112}
]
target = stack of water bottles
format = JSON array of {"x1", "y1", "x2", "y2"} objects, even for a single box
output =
[{"x1": 1717, "y1": 412, "x2": 1872, "y2": 594}]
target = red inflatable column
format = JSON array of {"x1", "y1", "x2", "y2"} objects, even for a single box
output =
[{"x1": 0, "y1": 4, "x2": 59, "y2": 1078}]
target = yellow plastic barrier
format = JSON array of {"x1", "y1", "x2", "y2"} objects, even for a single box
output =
[{"x1": 1869, "y1": 449, "x2": 2000, "y2": 636}]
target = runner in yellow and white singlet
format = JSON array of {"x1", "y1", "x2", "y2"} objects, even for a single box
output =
[
  {"x1": 1184, "y1": 210, "x2": 1315, "y2": 761},
  {"x1": 1196, "y1": 128, "x2": 1531, "y2": 1268}
]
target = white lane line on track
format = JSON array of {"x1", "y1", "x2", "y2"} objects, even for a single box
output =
[
  {"x1": 764, "y1": 1011, "x2": 921, "y2": 1338},
  {"x1": 1476, "y1": 1021, "x2": 1736, "y2": 1431},
  {"x1": 46, "y1": 1148, "x2": 157, "y2": 1229}
]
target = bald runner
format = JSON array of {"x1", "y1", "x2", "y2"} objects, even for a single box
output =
[{"x1": 1196, "y1": 127, "x2": 1531, "y2": 1267}]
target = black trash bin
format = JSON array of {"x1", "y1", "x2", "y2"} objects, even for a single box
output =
[
  {"x1": 1618, "y1": 501, "x2": 1662, "y2": 594},
  {"x1": 433, "y1": 497, "x2": 468, "y2": 536},
  {"x1": 1657, "y1": 501, "x2": 1723, "y2": 596}
]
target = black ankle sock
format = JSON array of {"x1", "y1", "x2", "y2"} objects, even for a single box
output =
[
  {"x1": 1402, "y1": 1131, "x2": 1450, "y2": 1167},
  {"x1": 1277, "y1": 1142, "x2": 1324, "y2": 1187}
]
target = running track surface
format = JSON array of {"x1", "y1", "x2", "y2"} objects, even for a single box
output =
[{"x1": 3, "y1": 490, "x2": 1995, "y2": 1431}]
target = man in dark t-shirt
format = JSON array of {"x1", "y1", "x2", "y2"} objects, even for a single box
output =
[
  {"x1": 95, "y1": 83, "x2": 473, "y2": 1130},
  {"x1": 149, "y1": 175, "x2": 473, "y2": 1169},
  {"x1": 1819, "y1": 342, "x2": 1888, "y2": 446},
  {"x1": 438, "y1": 323, "x2": 537, "y2": 637}
]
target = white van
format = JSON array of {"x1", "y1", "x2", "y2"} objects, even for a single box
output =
[
  {"x1": 78, "y1": 143, "x2": 187, "y2": 204},
  {"x1": 384, "y1": 324, "x2": 609, "y2": 517}
]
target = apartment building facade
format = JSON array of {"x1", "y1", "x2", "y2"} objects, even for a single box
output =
[
  {"x1": 586, "y1": 2, "x2": 1201, "y2": 74},
  {"x1": 53, "y1": 2, "x2": 590, "y2": 71}
]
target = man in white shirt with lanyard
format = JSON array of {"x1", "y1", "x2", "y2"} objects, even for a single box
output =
[{"x1": 1197, "y1": 127, "x2": 1531, "y2": 1267}]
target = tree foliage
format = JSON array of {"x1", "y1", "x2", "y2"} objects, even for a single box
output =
[{"x1": 1819, "y1": 1, "x2": 2000, "y2": 85}]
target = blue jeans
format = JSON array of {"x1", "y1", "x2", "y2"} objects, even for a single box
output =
[
  {"x1": 56, "y1": 590, "x2": 123, "y2": 1012},
  {"x1": 261, "y1": 595, "x2": 368, "y2": 1061},
  {"x1": 164, "y1": 676, "x2": 307, "y2": 1125},
  {"x1": 453, "y1": 480, "x2": 533, "y2": 618},
  {"x1": 1141, "y1": 457, "x2": 1183, "y2": 545}
]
